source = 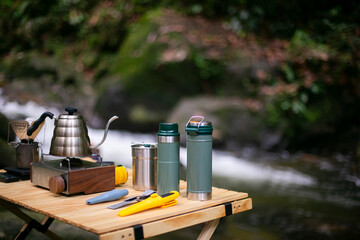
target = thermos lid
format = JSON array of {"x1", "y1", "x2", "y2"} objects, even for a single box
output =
[
  {"x1": 185, "y1": 116, "x2": 213, "y2": 135},
  {"x1": 158, "y1": 123, "x2": 180, "y2": 136},
  {"x1": 187, "y1": 120, "x2": 212, "y2": 126},
  {"x1": 131, "y1": 143, "x2": 157, "y2": 160},
  {"x1": 131, "y1": 143, "x2": 157, "y2": 149}
]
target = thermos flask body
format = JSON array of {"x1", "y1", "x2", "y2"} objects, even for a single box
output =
[
  {"x1": 186, "y1": 116, "x2": 213, "y2": 201},
  {"x1": 157, "y1": 123, "x2": 180, "y2": 195}
]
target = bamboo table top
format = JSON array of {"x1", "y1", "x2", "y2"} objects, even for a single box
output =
[{"x1": 0, "y1": 172, "x2": 252, "y2": 239}]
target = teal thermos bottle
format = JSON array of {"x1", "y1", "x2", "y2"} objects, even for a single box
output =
[
  {"x1": 186, "y1": 116, "x2": 213, "y2": 201},
  {"x1": 157, "y1": 123, "x2": 180, "y2": 195}
]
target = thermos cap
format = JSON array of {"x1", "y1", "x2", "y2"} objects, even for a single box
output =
[
  {"x1": 158, "y1": 123, "x2": 180, "y2": 136},
  {"x1": 188, "y1": 120, "x2": 212, "y2": 126},
  {"x1": 185, "y1": 116, "x2": 213, "y2": 135},
  {"x1": 131, "y1": 143, "x2": 157, "y2": 159},
  {"x1": 131, "y1": 143, "x2": 157, "y2": 149}
]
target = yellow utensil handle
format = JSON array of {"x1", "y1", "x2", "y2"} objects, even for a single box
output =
[{"x1": 118, "y1": 191, "x2": 179, "y2": 217}]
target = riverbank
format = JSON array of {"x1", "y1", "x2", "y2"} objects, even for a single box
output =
[{"x1": 1, "y1": 97, "x2": 360, "y2": 239}]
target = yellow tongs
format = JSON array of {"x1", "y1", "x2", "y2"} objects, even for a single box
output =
[{"x1": 118, "y1": 191, "x2": 180, "y2": 217}]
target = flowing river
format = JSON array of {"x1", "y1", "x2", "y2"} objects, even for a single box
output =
[{"x1": 1, "y1": 95, "x2": 359, "y2": 240}]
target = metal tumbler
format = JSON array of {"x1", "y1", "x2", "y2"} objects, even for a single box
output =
[
  {"x1": 186, "y1": 116, "x2": 213, "y2": 201},
  {"x1": 15, "y1": 142, "x2": 40, "y2": 169},
  {"x1": 132, "y1": 143, "x2": 157, "y2": 191},
  {"x1": 157, "y1": 123, "x2": 180, "y2": 195}
]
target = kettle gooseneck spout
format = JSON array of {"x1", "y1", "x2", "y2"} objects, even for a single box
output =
[{"x1": 90, "y1": 116, "x2": 119, "y2": 149}]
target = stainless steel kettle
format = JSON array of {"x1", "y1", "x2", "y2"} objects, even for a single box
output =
[{"x1": 49, "y1": 107, "x2": 118, "y2": 157}]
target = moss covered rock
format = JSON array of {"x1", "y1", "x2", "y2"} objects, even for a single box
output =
[
  {"x1": 96, "y1": 9, "x2": 248, "y2": 130},
  {"x1": 167, "y1": 95, "x2": 285, "y2": 151}
]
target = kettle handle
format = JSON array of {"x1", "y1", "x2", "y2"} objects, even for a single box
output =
[
  {"x1": 27, "y1": 112, "x2": 54, "y2": 136},
  {"x1": 90, "y1": 116, "x2": 119, "y2": 149}
]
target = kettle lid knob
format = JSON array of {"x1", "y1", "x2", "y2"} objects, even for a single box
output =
[{"x1": 65, "y1": 107, "x2": 77, "y2": 115}]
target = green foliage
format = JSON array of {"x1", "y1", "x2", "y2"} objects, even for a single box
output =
[
  {"x1": 110, "y1": 9, "x2": 225, "y2": 108},
  {"x1": 0, "y1": 0, "x2": 359, "y2": 150},
  {"x1": 262, "y1": 25, "x2": 360, "y2": 144},
  {"x1": 166, "y1": 1, "x2": 360, "y2": 38},
  {"x1": 290, "y1": 30, "x2": 333, "y2": 58}
]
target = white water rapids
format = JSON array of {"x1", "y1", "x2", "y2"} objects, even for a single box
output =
[{"x1": 0, "y1": 92, "x2": 315, "y2": 187}]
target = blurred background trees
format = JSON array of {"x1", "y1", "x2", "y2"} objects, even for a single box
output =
[{"x1": 0, "y1": 0, "x2": 359, "y2": 159}]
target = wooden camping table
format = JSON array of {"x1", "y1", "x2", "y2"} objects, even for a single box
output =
[{"x1": 0, "y1": 171, "x2": 252, "y2": 240}]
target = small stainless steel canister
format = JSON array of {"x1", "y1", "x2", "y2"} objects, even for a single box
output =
[
  {"x1": 186, "y1": 116, "x2": 213, "y2": 201},
  {"x1": 15, "y1": 142, "x2": 40, "y2": 169},
  {"x1": 131, "y1": 143, "x2": 157, "y2": 191}
]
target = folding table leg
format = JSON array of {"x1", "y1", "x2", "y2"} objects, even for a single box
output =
[
  {"x1": 197, "y1": 218, "x2": 220, "y2": 240},
  {"x1": 14, "y1": 219, "x2": 38, "y2": 240},
  {"x1": 0, "y1": 199, "x2": 61, "y2": 240},
  {"x1": 14, "y1": 216, "x2": 59, "y2": 240}
]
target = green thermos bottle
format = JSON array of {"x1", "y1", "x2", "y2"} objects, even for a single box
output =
[
  {"x1": 186, "y1": 116, "x2": 213, "y2": 201},
  {"x1": 157, "y1": 123, "x2": 180, "y2": 195}
]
